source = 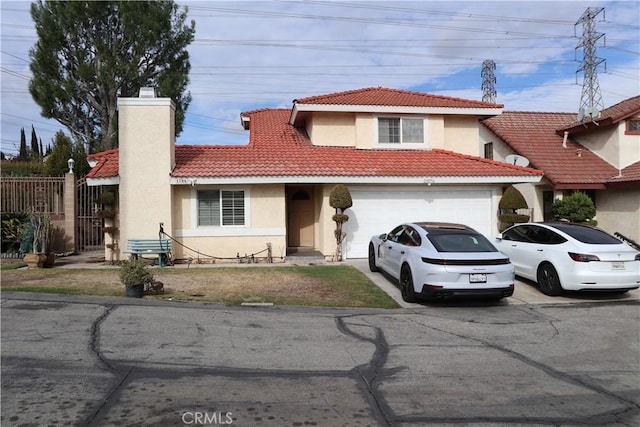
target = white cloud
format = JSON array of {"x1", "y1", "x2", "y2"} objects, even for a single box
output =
[{"x1": 1, "y1": 0, "x2": 638, "y2": 153}]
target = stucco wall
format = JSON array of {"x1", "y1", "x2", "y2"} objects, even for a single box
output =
[
  {"x1": 317, "y1": 184, "x2": 337, "y2": 259},
  {"x1": 595, "y1": 188, "x2": 640, "y2": 240},
  {"x1": 307, "y1": 113, "x2": 356, "y2": 147},
  {"x1": 117, "y1": 97, "x2": 175, "y2": 259},
  {"x1": 172, "y1": 184, "x2": 287, "y2": 260},
  {"x1": 310, "y1": 113, "x2": 478, "y2": 153},
  {"x1": 619, "y1": 120, "x2": 640, "y2": 169},
  {"x1": 443, "y1": 116, "x2": 481, "y2": 156}
]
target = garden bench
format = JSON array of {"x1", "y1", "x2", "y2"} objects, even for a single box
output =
[{"x1": 125, "y1": 238, "x2": 172, "y2": 267}]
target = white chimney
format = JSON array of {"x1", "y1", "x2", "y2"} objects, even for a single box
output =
[{"x1": 139, "y1": 87, "x2": 156, "y2": 98}]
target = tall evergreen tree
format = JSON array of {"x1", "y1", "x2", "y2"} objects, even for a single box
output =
[
  {"x1": 29, "y1": 1, "x2": 195, "y2": 153},
  {"x1": 18, "y1": 128, "x2": 29, "y2": 161},
  {"x1": 30, "y1": 126, "x2": 40, "y2": 161},
  {"x1": 43, "y1": 131, "x2": 89, "y2": 176}
]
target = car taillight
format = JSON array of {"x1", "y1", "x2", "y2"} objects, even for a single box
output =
[
  {"x1": 568, "y1": 252, "x2": 600, "y2": 262},
  {"x1": 422, "y1": 257, "x2": 446, "y2": 265},
  {"x1": 421, "y1": 257, "x2": 510, "y2": 265}
]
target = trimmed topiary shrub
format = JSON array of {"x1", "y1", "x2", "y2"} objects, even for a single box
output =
[
  {"x1": 498, "y1": 185, "x2": 530, "y2": 231},
  {"x1": 499, "y1": 185, "x2": 528, "y2": 210},
  {"x1": 329, "y1": 184, "x2": 353, "y2": 261}
]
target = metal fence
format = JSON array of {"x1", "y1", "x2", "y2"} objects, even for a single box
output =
[
  {"x1": 76, "y1": 177, "x2": 104, "y2": 251},
  {"x1": 1, "y1": 176, "x2": 105, "y2": 254},
  {"x1": 1, "y1": 176, "x2": 65, "y2": 215}
]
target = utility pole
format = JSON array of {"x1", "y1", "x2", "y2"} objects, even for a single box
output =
[
  {"x1": 575, "y1": 7, "x2": 605, "y2": 122},
  {"x1": 481, "y1": 59, "x2": 497, "y2": 103}
]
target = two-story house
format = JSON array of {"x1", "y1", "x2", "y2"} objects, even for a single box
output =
[
  {"x1": 482, "y1": 95, "x2": 640, "y2": 241},
  {"x1": 86, "y1": 87, "x2": 543, "y2": 261}
]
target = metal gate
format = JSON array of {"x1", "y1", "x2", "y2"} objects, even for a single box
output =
[{"x1": 76, "y1": 177, "x2": 104, "y2": 251}]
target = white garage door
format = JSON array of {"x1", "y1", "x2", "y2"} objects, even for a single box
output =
[{"x1": 342, "y1": 186, "x2": 494, "y2": 259}]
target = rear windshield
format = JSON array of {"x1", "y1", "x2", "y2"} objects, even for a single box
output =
[
  {"x1": 428, "y1": 232, "x2": 498, "y2": 253},
  {"x1": 550, "y1": 224, "x2": 621, "y2": 244}
]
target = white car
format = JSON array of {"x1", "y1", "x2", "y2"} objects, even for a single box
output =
[
  {"x1": 369, "y1": 222, "x2": 515, "y2": 302},
  {"x1": 495, "y1": 222, "x2": 640, "y2": 296}
]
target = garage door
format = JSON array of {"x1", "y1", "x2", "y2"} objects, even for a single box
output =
[{"x1": 342, "y1": 186, "x2": 493, "y2": 259}]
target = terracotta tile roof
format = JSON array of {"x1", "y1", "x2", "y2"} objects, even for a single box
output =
[
  {"x1": 87, "y1": 109, "x2": 542, "y2": 180},
  {"x1": 293, "y1": 87, "x2": 503, "y2": 109},
  {"x1": 86, "y1": 149, "x2": 119, "y2": 179},
  {"x1": 171, "y1": 108, "x2": 540, "y2": 179},
  {"x1": 482, "y1": 111, "x2": 619, "y2": 188},
  {"x1": 561, "y1": 95, "x2": 640, "y2": 132},
  {"x1": 609, "y1": 161, "x2": 640, "y2": 184}
]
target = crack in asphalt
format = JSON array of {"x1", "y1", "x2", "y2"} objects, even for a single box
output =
[
  {"x1": 11, "y1": 294, "x2": 635, "y2": 427},
  {"x1": 401, "y1": 312, "x2": 640, "y2": 425},
  {"x1": 89, "y1": 304, "x2": 117, "y2": 371},
  {"x1": 335, "y1": 316, "x2": 394, "y2": 427}
]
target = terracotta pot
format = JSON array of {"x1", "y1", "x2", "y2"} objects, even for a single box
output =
[
  {"x1": 23, "y1": 253, "x2": 47, "y2": 268},
  {"x1": 44, "y1": 253, "x2": 56, "y2": 267}
]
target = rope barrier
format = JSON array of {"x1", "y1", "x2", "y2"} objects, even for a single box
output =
[{"x1": 157, "y1": 223, "x2": 273, "y2": 263}]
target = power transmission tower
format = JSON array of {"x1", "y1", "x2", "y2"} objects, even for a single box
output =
[
  {"x1": 481, "y1": 60, "x2": 497, "y2": 103},
  {"x1": 575, "y1": 7, "x2": 606, "y2": 122}
]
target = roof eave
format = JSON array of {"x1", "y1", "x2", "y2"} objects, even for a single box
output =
[
  {"x1": 86, "y1": 176, "x2": 120, "y2": 187},
  {"x1": 170, "y1": 174, "x2": 541, "y2": 185}
]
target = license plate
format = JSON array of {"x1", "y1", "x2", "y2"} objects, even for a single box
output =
[
  {"x1": 612, "y1": 261, "x2": 625, "y2": 271},
  {"x1": 469, "y1": 273, "x2": 487, "y2": 283}
]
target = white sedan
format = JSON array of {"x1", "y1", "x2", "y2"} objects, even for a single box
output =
[
  {"x1": 369, "y1": 222, "x2": 515, "y2": 302},
  {"x1": 495, "y1": 222, "x2": 640, "y2": 295}
]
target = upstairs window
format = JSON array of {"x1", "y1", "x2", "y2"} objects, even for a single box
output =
[
  {"x1": 198, "y1": 190, "x2": 245, "y2": 226},
  {"x1": 484, "y1": 142, "x2": 494, "y2": 159},
  {"x1": 378, "y1": 117, "x2": 425, "y2": 144},
  {"x1": 626, "y1": 117, "x2": 640, "y2": 135}
]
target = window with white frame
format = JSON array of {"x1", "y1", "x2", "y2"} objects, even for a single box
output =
[
  {"x1": 198, "y1": 190, "x2": 245, "y2": 226},
  {"x1": 377, "y1": 117, "x2": 425, "y2": 144}
]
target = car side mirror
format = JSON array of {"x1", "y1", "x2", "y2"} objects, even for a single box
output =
[
  {"x1": 495, "y1": 234, "x2": 503, "y2": 241},
  {"x1": 379, "y1": 233, "x2": 388, "y2": 241}
]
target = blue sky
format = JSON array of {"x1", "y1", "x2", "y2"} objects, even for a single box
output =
[{"x1": 1, "y1": 0, "x2": 639, "y2": 156}]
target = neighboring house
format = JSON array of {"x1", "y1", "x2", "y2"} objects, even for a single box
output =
[
  {"x1": 482, "y1": 95, "x2": 640, "y2": 240},
  {"x1": 86, "y1": 87, "x2": 543, "y2": 261}
]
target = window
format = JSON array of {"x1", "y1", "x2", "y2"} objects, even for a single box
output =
[
  {"x1": 484, "y1": 142, "x2": 493, "y2": 159},
  {"x1": 428, "y1": 232, "x2": 497, "y2": 252},
  {"x1": 626, "y1": 118, "x2": 640, "y2": 135},
  {"x1": 198, "y1": 190, "x2": 245, "y2": 226},
  {"x1": 378, "y1": 117, "x2": 424, "y2": 144}
]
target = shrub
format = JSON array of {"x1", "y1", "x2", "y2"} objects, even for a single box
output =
[
  {"x1": 499, "y1": 185, "x2": 528, "y2": 210},
  {"x1": 329, "y1": 184, "x2": 353, "y2": 210},
  {"x1": 329, "y1": 184, "x2": 353, "y2": 261},
  {"x1": 498, "y1": 185, "x2": 529, "y2": 231},
  {"x1": 98, "y1": 191, "x2": 116, "y2": 206},
  {"x1": 498, "y1": 213, "x2": 531, "y2": 225},
  {"x1": 119, "y1": 257, "x2": 153, "y2": 288},
  {"x1": 552, "y1": 192, "x2": 597, "y2": 224}
]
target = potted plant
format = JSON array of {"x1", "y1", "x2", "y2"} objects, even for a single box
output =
[
  {"x1": 20, "y1": 208, "x2": 52, "y2": 268},
  {"x1": 119, "y1": 256, "x2": 153, "y2": 298}
]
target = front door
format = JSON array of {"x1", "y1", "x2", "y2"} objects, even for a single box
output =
[{"x1": 288, "y1": 187, "x2": 314, "y2": 248}]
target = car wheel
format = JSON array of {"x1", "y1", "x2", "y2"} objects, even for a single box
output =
[
  {"x1": 537, "y1": 263, "x2": 562, "y2": 296},
  {"x1": 368, "y1": 243, "x2": 379, "y2": 272},
  {"x1": 400, "y1": 264, "x2": 418, "y2": 303}
]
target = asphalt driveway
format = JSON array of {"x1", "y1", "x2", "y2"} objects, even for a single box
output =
[{"x1": 346, "y1": 258, "x2": 640, "y2": 308}]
